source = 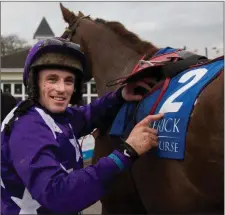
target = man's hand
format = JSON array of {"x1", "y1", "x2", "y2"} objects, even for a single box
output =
[
  {"x1": 126, "y1": 113, "x2": 164, "y2": 155},
  {"x1": 121, "y1": 81, "x2": 151, "y2": 101}
]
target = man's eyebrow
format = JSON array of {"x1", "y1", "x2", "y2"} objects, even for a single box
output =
[
  {"x1": 46, "y1": 74, "x2": 58, "y2": 78},
  {"x1": 65, "y1": 76, "x2": 75, "y2": 80}
]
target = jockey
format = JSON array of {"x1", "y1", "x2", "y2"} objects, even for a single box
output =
[{"x1": 1, "y1": 37, "x2": 163, "y2": 214}]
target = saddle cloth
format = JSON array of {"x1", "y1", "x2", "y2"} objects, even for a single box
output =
[{"x1": 109, "y1": 48, "x2": 224, "y2": 160}]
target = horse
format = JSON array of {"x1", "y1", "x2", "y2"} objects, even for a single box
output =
[{"x1": 60, "y1": 4, "x2": 224, "y2": 214}]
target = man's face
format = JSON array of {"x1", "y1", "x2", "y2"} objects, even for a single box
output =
[{"x1": 38, "y1": 69, "x2": 75, "y2": 113}]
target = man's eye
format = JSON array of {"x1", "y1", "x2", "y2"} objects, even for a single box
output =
[
  {"x1": 65, "y1": 80, "x2": 74, "y2": 85},
  {"x1": 48, "y1": 78, "x2": 56, "y2": 82},
  {"x1": 65, "y1": 79, "x2": 74, "y2": 84}
]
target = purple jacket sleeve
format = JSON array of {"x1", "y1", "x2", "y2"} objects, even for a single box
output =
[
  {"x1": 9, "y1": 115, "x2": 132, "y2": 213},
  {"x1": 68, "y1": 89, "x2": 125, "y2": 138}
]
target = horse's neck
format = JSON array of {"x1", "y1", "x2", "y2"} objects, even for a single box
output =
[
  {"x1": 81, "y1": 25, "x2": 142, "y2": 95},
  {"x1": 91, "y1": 50, "x2": 141, "y2": 95}
]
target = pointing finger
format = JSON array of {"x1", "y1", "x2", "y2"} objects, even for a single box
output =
[{"x1": 138, "y1": 113, "x2": 164, "y2": 126}]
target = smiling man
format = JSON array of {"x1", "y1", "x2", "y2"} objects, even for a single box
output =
[
  {"x1": 38, "y1": 69, "x2": 76, "y2": 113},
  {"x1": 1, "y1": 37, "x2": 163, "y2": 215}
]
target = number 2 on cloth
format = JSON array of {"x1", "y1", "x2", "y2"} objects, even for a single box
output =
[{"x1": 159, "y1": 68, "x2": 208, "y2": 113}]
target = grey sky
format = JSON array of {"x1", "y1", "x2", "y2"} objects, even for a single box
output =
[{"x1": 1, "y1": 1, "x2": 224, "y2": 58}]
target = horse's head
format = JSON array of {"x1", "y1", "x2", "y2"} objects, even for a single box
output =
[
  {"x1": 60, "y1": 3, "x2": 159, "y2": 95},
  {"x1": 60, "y1": 3, "x2": 157, "y2": 54},
  {"x1": 60, "y1": 3, "x2": 90, "y2": 47},
  {"x1": 60, "y1": 3, "x2": 93, "y2": 83}
]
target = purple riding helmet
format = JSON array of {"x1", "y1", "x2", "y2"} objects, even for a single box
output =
[{"x1": 23, "y1": 37, "x2": 87, "y2": 105}]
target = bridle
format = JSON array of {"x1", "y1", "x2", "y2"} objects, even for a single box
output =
[
  {"x1": 61, "y1": 14, "x2": 93, "y2": 83},
  {"x1": 61, "y1": 15, "x2": 90, "y2": 41}
]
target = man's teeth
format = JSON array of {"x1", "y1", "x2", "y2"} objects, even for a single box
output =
[{"x1": 53, "y1": 97, "x2": 64, "y2": 101}]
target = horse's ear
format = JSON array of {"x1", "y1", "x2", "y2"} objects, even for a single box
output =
[
  {"x1": 78, "y1": 11, "x2": 85, "y2": 17},
  {"x1": 60, "y1": 3, "x2": 76, "y2": 24}
]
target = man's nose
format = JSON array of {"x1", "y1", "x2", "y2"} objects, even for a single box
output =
[{"x1": 56, "y1": 81, "x2": 66, "y2": 92}]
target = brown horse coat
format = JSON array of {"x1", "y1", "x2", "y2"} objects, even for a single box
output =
[{"x1": 60, "y1": 4, "x2": 224, "y2": 214}]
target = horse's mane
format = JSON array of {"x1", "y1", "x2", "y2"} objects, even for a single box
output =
[{"x1": 95, "y1": 18, "x2": 158, "y2": 57}]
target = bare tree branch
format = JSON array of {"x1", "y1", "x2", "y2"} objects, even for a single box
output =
[{"x1": 1, "y1": 34, "x2": 31, "y2": 56}]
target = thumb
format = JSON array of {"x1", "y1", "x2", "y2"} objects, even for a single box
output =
[
  {"x1": 138, "y1": 113, "x2": 164, "y2": 126},
  {"x1": 129, "y1": 94, "x2": 143, "y2": 101}
]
